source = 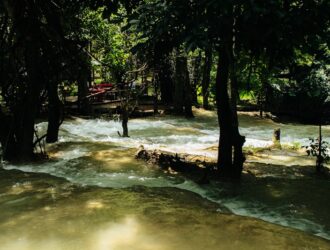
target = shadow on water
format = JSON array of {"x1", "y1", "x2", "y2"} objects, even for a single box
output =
[
  {"x1": 1, "y1": 111, "x2": 330, "y2": 249},
  {"x1": 205, "y1": 174, "x2": 330, "y2": 238},
  {"x1": 0, "y1": 168, "x2": 329, "y2": 250}
]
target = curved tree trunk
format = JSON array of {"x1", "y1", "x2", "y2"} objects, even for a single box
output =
[
  {"x1": 216, "y1": 6, "x2": 245, "y2": 179},
  {"x1": 216, "y1": 45, "x2": 233, "y2": 177},
  {"x1": 216, "y1": 45, "x2": 244, "y2": 179}
]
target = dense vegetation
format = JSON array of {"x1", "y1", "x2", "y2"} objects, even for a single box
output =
[{"x1": 0, "y1": 0, "x2": 329, "y2": 178}]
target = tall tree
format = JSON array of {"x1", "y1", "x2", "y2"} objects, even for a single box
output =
[
  {"x1": 0, "y1": 0, "x2": 91, "y2": 160},
  {"x1": 127, "y1": 0, "x2": 330, "y2": 179}
]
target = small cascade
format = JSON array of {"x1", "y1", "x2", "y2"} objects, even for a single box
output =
[{"x1": 2, "y1": 111, "x2": 330, "y2": 245}]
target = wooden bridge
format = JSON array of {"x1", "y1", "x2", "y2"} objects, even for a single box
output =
[{"x1": 65, "y1": 85, "x2": 166, "y2": 113}]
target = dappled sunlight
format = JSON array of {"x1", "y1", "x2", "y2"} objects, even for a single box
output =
[
  {"x1": 192, "y1": 107, "x2": 217, "y2": 118},
  {"x1": 0, "y1": 169, "x2": 329, "y2": 249},
  {"x1": 45, "y1": 113, "x2": 330, "y2": 158},
  {"x1": 91, "y1": 217, "x2": 166, "y2": 250},
  {"x1": 248, "y1": 153, "x2": 316, "y2": 166},
  {"x1": 8, "y1": 182, "x2": 33, "y2": 195},
  {"x1": 1, "y1": 1, "x2": 330, "y2": 249},
  {"x1": 92, "y1": 149, "x2": 140, "y2": 170},
  {"x1": 1, "y1": 113, "x2": 330, "y2": 246},
  {"x1": 86, "y1": 200, "x2": 104, "y2": 209},
  {"x1": 0, "y1": 237, "x2": 64, "y2": 250}
]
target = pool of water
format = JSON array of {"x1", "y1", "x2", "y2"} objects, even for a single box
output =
[{"x1": 1, "y1": 110, "x2": 330, "y2": 249}]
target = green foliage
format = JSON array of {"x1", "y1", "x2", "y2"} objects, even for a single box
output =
[
  {"x1": 300, "y1": 66, "x2": 330, "y2": 101},
  {"x1": 294, "y1": 49, "x2": 314, "y2": 67},
  {"x1": 0, "y1": 0, "x2": 91, "y2": 110},
  {"x1": 239, "y1": 90, "x2": 256, "y2": 102},
  {"x1": 60, "y1": 82, "x2": 78, "y2": 97},
  {"x1": 82, "y1": 7, "x2": 133, "y2": 82},
  {"x1": 303, "y1": 138, "x2": 330, "y2": 163}
]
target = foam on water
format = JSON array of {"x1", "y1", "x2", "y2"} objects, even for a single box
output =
[
  {"x1": 5, "y1": 113, "x2": 330, "y2": 241},
  {"x1": 215, "y1": 197, "x2": 329, "y2": 239},
  {"x1": 47, "y1": 114, "x2": 329, "y2": 154},
  {"x1": 3, "y1": 163, "x2": 179, "y2": 189},
  {"x1": 3, "y1": 150, "x2": 330, "y2": 241}
]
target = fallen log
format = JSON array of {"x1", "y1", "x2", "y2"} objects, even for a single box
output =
[{"x1": 135, "y1": 146, "x2": 216, "y2": 184}]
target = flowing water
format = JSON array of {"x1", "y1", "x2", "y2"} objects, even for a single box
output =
[{"x1": 1, "y1": 110, "x2": 330, "y2": 249}]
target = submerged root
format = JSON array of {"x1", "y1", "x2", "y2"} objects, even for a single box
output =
[
  {"x1": 136, "y1": 146, "x2": 330, "y2": 181},
  {"x1": 135, "y1": 146, "x2": 216, "y2": 183}
]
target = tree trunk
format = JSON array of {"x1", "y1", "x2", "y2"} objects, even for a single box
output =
[
  {"x1": 202, "y1": 46, "x2": 213, "y2": 110},
  {"x1": 0, "y1": 107, "x2": 6, "y2": 148},
  {"x1": 173, "y1": 55, "x2": 194, "y2": 117},
  {"x1": 153, "y1": 72, "x2": 159, "y2": 114},
  {"x1": 122, "y1": 109, "x2": 129, "y2": 137},
  {"x1": 183, "y1": 57, "x2": 194, "y2": 118},
  {"x1": 173, "y1": 56, "x2": 185, "y2": 114},
  {"x1": 0, "y1": 109, "x2": 16, "y2": 160},
  {"x1": 316, "y1": 123, "x2": 322, "y2": 172},
  {"x1": 230, "y1": 68, "x2": 245, "y2": 178},
  {"x1": 258, "y1": 78, "x2": 267, "y2": 118},
  {"x1": 1, "y1": 3, "x2": 41, "y2": 162},
  {"x1": 13, "y1": 36, "x2": 42, "y2": 161},
  {"x1": 228, "y1": 6, "x2": 245, "y2": 179},
  {"x1": 216, "y1": 45, "x2": 233, "y2": 177},
  {"x1": 46, "y1": 81, "x2": 62, "y2": 143},
  {"x1": 157, "y1": 54, "x2": 174, "y2": 105},
  {"x1": 78, "y1": 71, "x2": 91, "y2": 115}
]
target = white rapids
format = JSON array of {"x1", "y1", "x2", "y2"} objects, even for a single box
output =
[{"x1": 2, "y1": 110, "x2": 330, "y2": 241}]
